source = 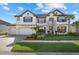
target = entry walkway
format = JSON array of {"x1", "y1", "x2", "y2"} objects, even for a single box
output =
[{"x1": 21, "y1": 40, "x2": 79, "y2": 43}]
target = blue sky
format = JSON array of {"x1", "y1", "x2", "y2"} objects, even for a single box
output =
[{"x1": 0, "y1": 3, "x2": 79, "y2": 24}]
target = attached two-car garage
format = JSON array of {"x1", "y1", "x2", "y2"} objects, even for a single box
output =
[{"x1": 8, "y1": 28, "x2": 36, "y2": 35}]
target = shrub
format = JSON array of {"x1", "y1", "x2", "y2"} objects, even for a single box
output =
[
  {"x1": 37, "y1": 34, "x2": 47, "y2": 40},
  {"x1": 31, "y1": 34, "x2": 47, "y2": 40},
  {"x1": 68, "y1": 32, "x2": 79, "y2": 36},
  {"x1": 0, "y1": 32, "x2": 7, "y2": 35},
  {"x1": 31, "y1": 34, "x2": 37, "y2": 39},
  {"x1": 37, "y1": 29, "x2": 45, "y2": 34}
]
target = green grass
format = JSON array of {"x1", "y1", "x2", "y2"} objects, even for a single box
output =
[
  {"x1": 12, "y1": 42, "x2": 79, "y2": 52},
  {"x1": 45, "y1": 35, "x2": 79, "y2": 40},
  {"x1": 12, "y1": 45, "x2": 34, "y2": 52}
]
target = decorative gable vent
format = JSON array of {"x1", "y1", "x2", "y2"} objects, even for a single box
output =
[
  {"x1": 53, "y1": 9, "x2": 64, "y2": 15},
  {"x1": 27, "y1": 13, "x2": 29, "y2": 15}
]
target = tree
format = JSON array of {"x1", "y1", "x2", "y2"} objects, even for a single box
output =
[
  {"x1": 65, "y1": 15, "x2": 75, "y2": 32},
  {"x1": 73, "y1": 21, "x2": 79, "y2": 26},
  {"x1": 65, "y1": 15, "x2": 75, "y2": 20}
]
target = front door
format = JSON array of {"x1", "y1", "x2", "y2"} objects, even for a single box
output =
[
  {"x1": 49, "y1": 18, "x2": 54, "y2": 34},
  {"x1": 49, "y1": 26, "x2": 53, "y2": 34}
]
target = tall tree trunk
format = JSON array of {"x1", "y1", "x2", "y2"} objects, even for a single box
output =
[{"x1": 68, "y1": 19, "x2": 70, "y2": 33}]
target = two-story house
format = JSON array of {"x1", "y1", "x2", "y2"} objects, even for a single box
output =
[{"x1": 14, "y1": 9, "x2": 71, "y2": 35}]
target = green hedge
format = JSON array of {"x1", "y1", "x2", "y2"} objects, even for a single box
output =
[{"x1": 0, "y1": 32, "x2": 7, "y2": 35}]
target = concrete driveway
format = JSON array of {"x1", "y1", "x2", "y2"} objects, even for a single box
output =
[{"x1": 0, "y1": 36, "x2": 15, "y2": 51}]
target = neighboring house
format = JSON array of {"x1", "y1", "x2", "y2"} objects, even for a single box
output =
[
  {"x1": 14, "y1": 9, "x2": 72, "y2": 35},
  {"x1": 0, "y1": 19, "x2": 16, "y2": 34},
  {"x1": 70, "y1": 25, "x2": 79, "y2": 33},
  {"x1": 0, "y1": 20, "x2": 12, "y2": 32},
  {"x1": 70, "y1": 25, "x2": 76, "y2": 33}
]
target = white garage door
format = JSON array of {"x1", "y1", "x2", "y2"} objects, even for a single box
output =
[{"x1": 8, "y1": 28, "x2": 36, "y2": 35}]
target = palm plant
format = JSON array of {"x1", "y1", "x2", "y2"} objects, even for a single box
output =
[
  {"x1": 33, "y1": 25, "x2": 40, "y2": 34},
  {"x1": 65, "y1": 14, "x2": 75, "y2": 32}
]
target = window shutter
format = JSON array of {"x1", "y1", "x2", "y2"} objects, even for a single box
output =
[
  {"x1": 17, "y1": 17, "x2": 20, "y2": 21},
  {"x1": 31, "y1": 17, "x2": 32, "y2": 22},
  {"x1": 23, "y1": 17, "x2": 25, "y2": 22},
  {"x1": 44, "y1": 18, "x2": 46, "y2": 23},
  {"x1": 57, "y1": 16, "x2": 59, "y2": 22}
]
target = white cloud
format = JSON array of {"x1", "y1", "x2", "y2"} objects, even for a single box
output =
[
  {"x1": 17, "y1": 7, "x2": 24, "y2": 11},
  {"x1": 75, "y1": 15, "x2": 79, "y2": 18},
  {"x1": 3, "y1": 6, "x2": 10, "y2": 11},
  {"x1": 42, "y1": 9, "x2": 50, "y2": 13},
  {"x1": 35, "y1": 3, "x2": 67, "y2": 13},
  {"x1": 63, "y1": 6, "x2": 67, "y2": 10},
  {"x1": 73, "y1": 11, "x2": 77, "y2": 14},
  {"x1": 47, "y1": 3, "x2": 67, "y2": 9},
  {"x1": 0, "y1": 3, "x2": 10, "y2": 11},
  {"x1": 35, "y1": 3, "x2": 44, "y2": 10}
]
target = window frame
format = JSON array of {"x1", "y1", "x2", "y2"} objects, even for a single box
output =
[
  {"x1": 23, "y1": 16, "x2": 33, "y2": 22},
  {"x1": 37, "y1": 18, "x2": 46, "y2": 23},
  {"x1": 17, "y1": 17, "x2": 20, "y2": 21},
  {"x1": 49, "y1": 18, "x2": 54, "y2": 24},
  {"x1": 57, "y1": 16, "x2": 66, "y2": 22},
  {"x1": 57, "y1": 26, "x2": 66, "y2": 33}
]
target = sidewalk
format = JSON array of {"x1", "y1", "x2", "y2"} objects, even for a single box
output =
[
  {"x1": 0, "y1": 35, "x2": 6, "y2": 38},
  {"x1": 21, "y1": 40, "x2": 79, "y2": 43},
  {"x1": 1, "y1": 51, "x2": 79, "y2": 55}
]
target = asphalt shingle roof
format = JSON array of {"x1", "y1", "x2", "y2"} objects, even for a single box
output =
[{"x1": 0, "y1": 20, "x2": 12, "y2": 26}]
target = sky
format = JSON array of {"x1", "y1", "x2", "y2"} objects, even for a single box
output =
[{"x1": 0, "y1": 3, "x2": 79, "y2": 24}]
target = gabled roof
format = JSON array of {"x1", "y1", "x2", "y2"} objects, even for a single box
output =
[
  {"x1": 14, "y1": 9, "x2": 70, "y2": 17},
  {"x1": 14, "y1": 10, "x2": 36, "y2": 17},
  {"x1": 0, "y1": 20, "x2": 12, "y2": 26},
  {"x1": 48, "y1": 9, "x2": 64, "y2": 15}
]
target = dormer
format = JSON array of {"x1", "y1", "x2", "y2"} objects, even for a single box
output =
[
  {"x1": 14, "y1": 10, "x2": 36, "y2": 17},
  {"x1": 48, "y1": 9, "x2": 64, "y2": 16}
]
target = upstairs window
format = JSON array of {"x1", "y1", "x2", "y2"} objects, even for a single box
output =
[
  {"x1": 37, "y1": 18, "x2": 46, "y2": 23},
  {"x1": 49, "y1": 18, "x2": 54, "y2": 24},
  {"x1": 23, "y1": 16, "x2": 33, "y2": 22},
  {"x1": 57, "y1": 16, "x2": 66, "y2": 22}
]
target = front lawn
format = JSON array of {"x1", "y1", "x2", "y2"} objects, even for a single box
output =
[
  {"x1": 12, "y1": 42, "x2": 79, "y2": 52},
  {"x1": 45, "y1": 35, "x2": 79, "y2": 40}
]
